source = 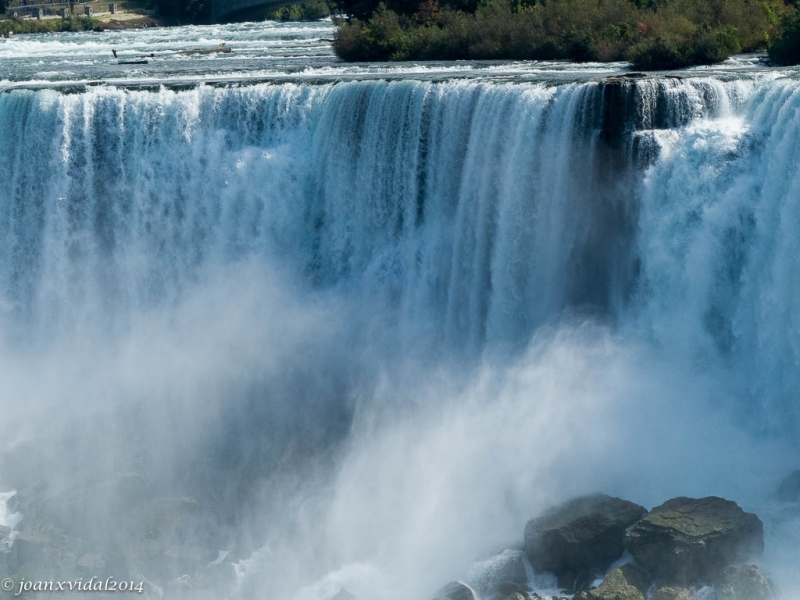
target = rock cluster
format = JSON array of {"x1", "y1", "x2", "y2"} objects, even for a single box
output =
[{"x1": 431, "y1": 493, "x2": 775, "y2": 600}]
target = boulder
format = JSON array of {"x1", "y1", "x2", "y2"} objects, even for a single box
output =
[
  {"x1": 624, "y1": 497, "x2": 763, "y2": 585},
  {"x1": 464, "y1": 549, "x2": 527, "y2": 600},
  {"x1": 432, "y1": 581, "x2": 474, "y2": 600},
  {"x1": 0, "y1": 525, "x2": 10, "y2": 539},
  {"x1": 777, "y1": 470, "x2": 800, "y2": 502},
  {"x1": 572, "y1": 565, "x2": 649, "y2": 600},
  {"x1": 504, "y1": 595, "x2": 526, "y2": 600},
  {"x1": 651, "y1": 587, "x2": 695, "y2": 600},
  {"x1": 716, "y1": 564, "x2": 772, "y2": 600},
  {"x1": 524, "y1": 495, "x2": 646, "y2": 589}
]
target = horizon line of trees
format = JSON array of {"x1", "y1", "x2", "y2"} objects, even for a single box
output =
[{"x1": 331, "y1": 0, "x2": 800, "y2": 68}]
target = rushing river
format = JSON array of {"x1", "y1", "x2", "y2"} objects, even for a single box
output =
[{"x1": 1, "y1": 18, "x2": 800, "y2": 600}]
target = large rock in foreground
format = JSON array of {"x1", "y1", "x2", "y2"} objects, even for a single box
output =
[
  {"x1": 625, "y1": 497, "x2": 763, "y2": 585},
  {"x1": 524, "y1": 495, "x2": 646, "y2": 589},
  {"x1": 573, "y1": 565, "x2": 649, "y2": 600}
]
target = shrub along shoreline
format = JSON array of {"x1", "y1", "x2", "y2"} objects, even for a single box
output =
[
  {"x1": 0, "y1": 17, "x2": 103, "y2": 36},
  {"x1": 332, "y1": 0, "x2": 800, "y2": 69}
]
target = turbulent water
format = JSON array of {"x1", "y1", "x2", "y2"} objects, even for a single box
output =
[{"x1": 1, "y1": 18, "x2": 800, "y2": 600}]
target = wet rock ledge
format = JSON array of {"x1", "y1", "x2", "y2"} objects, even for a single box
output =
[{"x1": 431, "y1": 493, "x2": 773, "y2": 600}]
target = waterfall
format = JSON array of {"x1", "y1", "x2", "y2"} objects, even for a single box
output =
[
  {"x1": 2, "y1": 73, "x2": 800, "y2": 600},
  {"x1": 1, "y1": 78, "x2": 775, "y2": 349}
]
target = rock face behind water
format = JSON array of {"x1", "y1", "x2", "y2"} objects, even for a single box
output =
[
  {"x1": 624, "y1": 497, "x2": 763, "y2": 585},
  {"x1": 524, "y1": 495, "x2": 646, "y2": 589}
]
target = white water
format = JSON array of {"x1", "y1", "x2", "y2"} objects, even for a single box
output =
[
  {"x1": 1, "y1": 20, "x2": 800, "y2": 600},
  {"x1": 0, "y1": 491, "x2": 21, "y2": 551}
]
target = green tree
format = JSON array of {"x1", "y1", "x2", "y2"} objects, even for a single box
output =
[
  {"x1": 331, "y1": 0, "x2": 480, "y2": 20},
  {"x1": 769, "y1": 6, "x2": 800, "y2": 64},
  {"x1": 156, "y1": 0, "x2": 210, "y2": 22}
]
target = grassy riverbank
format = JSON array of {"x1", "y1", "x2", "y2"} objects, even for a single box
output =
[
  {"x1": 333, "y1": 0, "x2": 800, "y2": 69},
  {"x1": 0, "y1": 16, "x2": 101, "y2": 36},
  {"x1": 0, "y1": 14, "x2": 163, "y2": 35}
]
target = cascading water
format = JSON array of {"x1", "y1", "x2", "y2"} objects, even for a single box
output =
[
  {"x1": 1, "y1": 21, "x2": 800, "y2": 600},
  {"x1": 0, "y1": 77, "x2": 754, "y2": 350}
]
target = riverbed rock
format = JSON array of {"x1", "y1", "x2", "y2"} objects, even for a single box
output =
[
  {"x1": 716, "y1": 564, "x2": 773, "y2": 600},
  {"x1": 651, "y1": 587, "x2": 695, "y2": 600},
  {"x1": 432, "y1": 581, "x2": 475, "y2": 600},
  {"x1": 524, "y1": 494, "x2": 646, "y2": 589},
  {"x1": 777, "y1": 470, "x2": 800, "y2": 502},
  {"x1": 624, "y1": 497, "x2": 763, "y2": 585},
  {"x1": 573, "y1": 565, "x2": 649, "y2": 600}
]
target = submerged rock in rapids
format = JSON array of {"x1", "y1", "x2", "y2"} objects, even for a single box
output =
[
  {"x1": 624, "y1": 497, "x2": 763, "y2": 586},
  {"x1": 716, "y1": 564, "x2": 773, "y2": 600},
  {"x1": 573, "y1": 565, "x2": 649, "y2": 600},
  {"x1": 432, "y1": 581, "x2": 475, "y2": 600},
  {"x1": 777, "y1": 470, "x2": 800, "y2": 502},
  {"x1": 651, "y1": 587, "x2": 696, "y2": 600},
  {"x1": 524, "y1": 494, "x2": 646, "y2": 590}
]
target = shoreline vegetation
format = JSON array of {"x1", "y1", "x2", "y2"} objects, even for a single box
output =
[
  {"x1": 332, "y1": 0, "x2": 800, "y2": 68},
  {"x1": 0, "y1": 15, "x2": 161, "y2": 37}
]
